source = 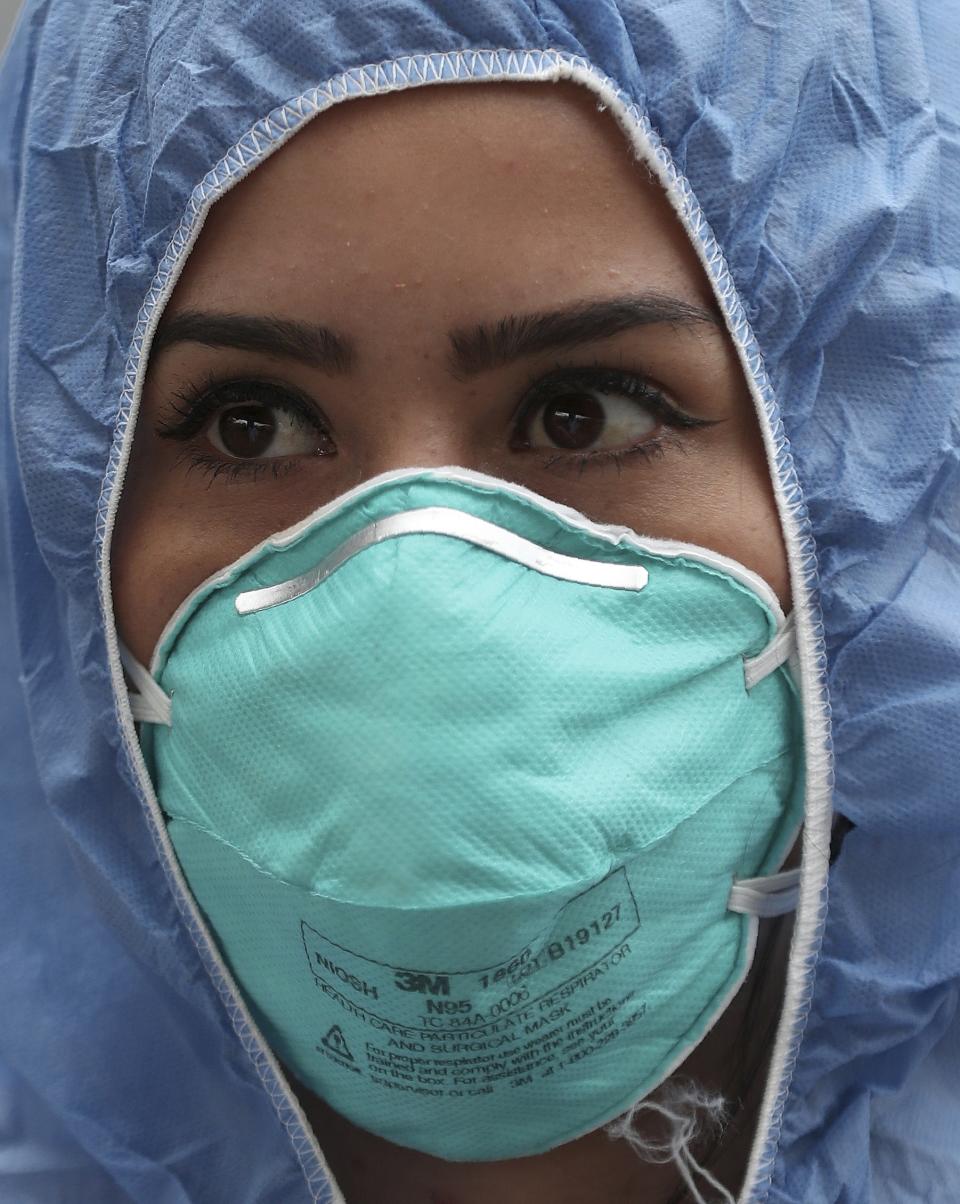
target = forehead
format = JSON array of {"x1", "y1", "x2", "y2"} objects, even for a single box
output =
[{"x1": 167, "y1": 81, "x2": 718, "y2": 325}]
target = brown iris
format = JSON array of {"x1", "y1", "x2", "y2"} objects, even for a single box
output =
[
  {"x1": 218, "y1": 405, "x2": 277, "y2": 458},
  {"x1": 541, "y1": 394, "x2": 606, "y2": 450}
]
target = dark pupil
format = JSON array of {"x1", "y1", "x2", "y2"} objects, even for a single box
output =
[
  {"x1": 542, "y1": 394, "x2": 605, "y2": 450},
  {"x1": 219, "y1": 405, "x2": 277, "y2": 458}
]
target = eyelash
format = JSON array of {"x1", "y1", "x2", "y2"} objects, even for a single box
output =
[
  {"x1": 158, "y1": 374, "x2": 322, "y2": 442},
  {"x1": 510, "y1": 362, "x2": 711, "y2": 474},
  {"x1": 157, "y1": 375, "x2": 327, "y2": 483},
  {"x1": 155, "y1": 365, "x2": 712, "y2": 482}
]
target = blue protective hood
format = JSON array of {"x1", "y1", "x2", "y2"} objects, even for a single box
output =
[{"x1": 1, "y1": 2, "x2": 958, "y2": 1202}]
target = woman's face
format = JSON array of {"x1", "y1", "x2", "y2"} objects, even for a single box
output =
[
  {"x1": 112, "y1": 82, "x2": 789, "y2": 666},
  {"x1": 111, "y1": 82, "x2": 796, "y2": 1200}
]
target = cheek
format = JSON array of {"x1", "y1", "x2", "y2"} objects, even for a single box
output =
[
  {"x1": 728, "y1": 488, "x2": 791, "y2": 613},
  {"x1": 648, "y1": 404, "x2": 790, "y2": 612},
  {"x1": 111, "y1": 448, "x2": 256, "y2": 665},
  {"x1": 522, "y1": 432, "x2": 791, "y2": 613},
  {"x1": 702, "y1": 431, "x2": 791, "y2": 612},
  {"x1": 110, "y1": 426, "x2": 318, "y2": 664},
  {"x1": 111, "y1": 507, "x2": 217, "y2": 666}
]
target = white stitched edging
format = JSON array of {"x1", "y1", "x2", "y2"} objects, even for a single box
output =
[{"x1": 96, "y1": 47, "x2": 833, "y2": 1204}]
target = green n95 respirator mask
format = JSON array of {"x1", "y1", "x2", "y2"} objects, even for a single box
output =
[{"x1": 125, "y1": 467, "x2": 804, "y2": 1163}]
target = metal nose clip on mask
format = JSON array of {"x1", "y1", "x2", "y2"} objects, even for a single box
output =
[{"x1": 126, "y1": 468, "x2": 804, "y2": 1163}]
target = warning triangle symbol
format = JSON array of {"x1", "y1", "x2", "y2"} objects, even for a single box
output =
[{"x1": 321, "y1": 1024, "x2": 355, "y2": 1063}]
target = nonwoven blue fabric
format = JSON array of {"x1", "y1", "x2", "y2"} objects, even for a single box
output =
[{"x1": 0, "y1": 2, "x2": 957, "y2": 1202}]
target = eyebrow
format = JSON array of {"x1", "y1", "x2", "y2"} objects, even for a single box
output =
[
  {"x1": 448, "y1": 294, "x2": 720, "y2": 377},
  {"x1": 150, "y1": 292, "x2": 719, "y2": 377},
  {"x1": 150, "y1": 310, "x2": 355, "y2": 372}
]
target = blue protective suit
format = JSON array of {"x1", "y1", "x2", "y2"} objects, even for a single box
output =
[{"x1": 0, "y1": 2, "x2": 958, "y2": 1201}]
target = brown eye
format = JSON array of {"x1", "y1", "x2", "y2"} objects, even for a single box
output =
[
  {"x1": 207, "y1": 400, "x2": 333, "y2": 461},
  {"x1": 217, "y1": 405, "x2": 277, "y2": 458},
  {"x1": 528, "y1": 388, "x2": 658, "y2": 453},
  {"x1": 541, "y1": 394, "x2": 606, "y2": 449}
]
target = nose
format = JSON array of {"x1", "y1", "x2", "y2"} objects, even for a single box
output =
[{"x1": 352, "y1": 392, "x2": 497, "y2": 483}]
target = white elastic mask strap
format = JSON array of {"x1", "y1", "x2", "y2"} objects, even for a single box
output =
[
  {"x1": 743, "y1": 615, "x2": 796, "y2": 690},
  {"x1": 119, "y1": 642, "x2": 173, "y2": 727},
  {"x1": 727, "y1": 866, "x2": 801, "y2": 918}
]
